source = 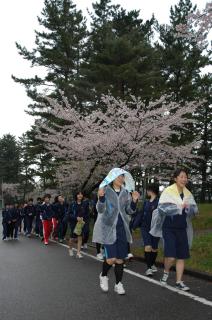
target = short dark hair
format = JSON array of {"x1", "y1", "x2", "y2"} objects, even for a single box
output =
[
  {"x1": 44, "y1": 194, "x2": 51, "y2": 200},
  {"x1": 173, "y1": 168, "x2": 189, "y2": 179},
  {"x1": 146, "y1": 184, "x2": 159, "y2": 196},
  {"x1": 28, "y1": 198, "x2": 33, "y2": 202},
  {"x1": 37, "y1": 197, "x2": 42, "y2": 201}
]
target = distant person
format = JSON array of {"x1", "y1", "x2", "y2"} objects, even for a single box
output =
[
  {"x1": 65, "y1": 191, "x2": 89, "y2": 258},
  {"x1": 24, "y1": 199, "x2": 36, "y2": 237},
  {"x1": 40, "y1": 195, "x2": 54, "y2": 245}
]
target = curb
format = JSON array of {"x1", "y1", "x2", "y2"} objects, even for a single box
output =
[
  {"x1": 88, "y1": 243, "x2": 212, "y2": 282},
  {"x1": 133, "y1": 256, "x2": 212, "y2": 282}
]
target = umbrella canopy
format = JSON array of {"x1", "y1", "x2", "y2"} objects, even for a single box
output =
[{"x1": 99, "y1": 168, "x2": 135, "y2": 192}]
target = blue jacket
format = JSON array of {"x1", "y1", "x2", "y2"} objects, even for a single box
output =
[
  {"x1": 141, "y1": 198, "x2": 159, "y2": 230},
  {"x1": 35, "y1": 203, "x2": 42, "y2": 220},
  {"x1": 40, "y1": 203, "x2": 54, "y2": 221},
  {"x1": 2, "y1": 208, "x2": 10, "y2": 223},
  {"x1": 24, "y1": 205, "x2": 36, "y2": 217},
  {"x1": 10, "y1": 208, "x2": 20, "y2": 221},
  {"x1": 66, "y1": 200, "x2": 89, "y2": 226},
  {"x1": 53, "y1": 202, "x2": 69, "y2": 221}
]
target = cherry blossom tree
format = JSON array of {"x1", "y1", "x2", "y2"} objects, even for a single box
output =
[
  {"x1": 35, "y1": 92, "x2": 201, "y2": 192},
  {"x1": 176, "y1": 2, "x2": 212, "y2": 48}
]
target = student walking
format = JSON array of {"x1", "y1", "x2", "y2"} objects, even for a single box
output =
[
  {"x1": 10, "y1": 204, "x2": 20, "y2": 240},
  {"x1": 35, "y1": 198, "x2": 43, "y2": 238},
  {"x1": 151, "y1": 168, "x2": 198, "y2": 291},
  {"x1": 66, "y1": 191, "x2": 89, "y2": 258},
  {"x1": 2, "y1": 204, "x2": 10, "y2": 240},
  {"x1": 141, "y1": 184, "x2": 160, "y2": 276},
  {"x1": 24, "y1": 199, "x2": 36, "y2": 237},
  {"x1": 93, "y1": 168, "x2": 139, "y2": 295},
  {"x1": 53, "y1": 195, "x2": 68, "y2": 243},
  {"x1": 40, "y1": 195, "x2": 54, "y2": 245}
]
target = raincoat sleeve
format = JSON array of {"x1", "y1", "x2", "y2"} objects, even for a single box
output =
[
  {"x1": 96, "y1": 196, "x2": 106, "y2": 215},
  {"x1": 158, "y1": 203, "x2": 181, "y2": 216},
  {"x1": 185, "y1": 196, "x2": 198, "y2": 218},
  {"x1": 125, "y1": 193, "x2": 137, "y2": 215}
]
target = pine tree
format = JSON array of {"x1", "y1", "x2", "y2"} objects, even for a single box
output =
[
  {"x1": 193, "y1": 75, "x2": 212, "y2": 202},
  {"x1": 12, "y1": 0, "x2": 88, "y2": 113},
  {"x1": 83, "y1": 0, "x2": 164, "y2": 106},
  {"x1": 0, "y1": 134, "x2": 21, "y2": 183}
]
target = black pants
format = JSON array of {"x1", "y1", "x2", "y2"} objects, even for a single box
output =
[{"x1": 26, "y1": 215, "x2": 34, "y2": 234}]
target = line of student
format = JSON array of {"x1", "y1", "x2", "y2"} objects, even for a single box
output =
[
  {"x1": 1, "y1": 193, "x2": 90, "y2": 248},
  {"x1": 1, "y1": 167, "x2": 198, "y2": 296}
]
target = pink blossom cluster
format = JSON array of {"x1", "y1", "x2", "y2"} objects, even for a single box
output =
[
  {"x1": 36, "y1": 93, "x2": 201, "y2": 190},
  {"x1": 176, "y1": 2, "x2": 212, "y2": 48}
]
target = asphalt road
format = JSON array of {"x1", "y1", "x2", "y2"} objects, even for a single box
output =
[{"x1": 0, "y1": 235, "x2": 211, "y2": 320}]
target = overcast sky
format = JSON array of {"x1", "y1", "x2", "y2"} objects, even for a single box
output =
[{"x1": 0, "y1": 0, "x2": 209, "y2": 138}]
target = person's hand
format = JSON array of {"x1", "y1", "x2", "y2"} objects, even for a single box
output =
[
  {"x1": 182, "y1": 202, "x2": 189, "y2": 209},
  {"x1": 77, "y1": 217, "x2": 83, "y2": 222},
  {"x1": 132, "y1": 191, "x2": 140, "y2": 202},
  {"x1": 98, "y1": 188, "x2": 105, "y2": 198}
]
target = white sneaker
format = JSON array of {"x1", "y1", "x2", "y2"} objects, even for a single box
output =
[
  {"x1": 127, "y1": 253, "x2": 134, "y2": 259},
  {"x1": 76, "y1": 252, "x2": 83, "y2": 259},
  {"x1": 99, "y1": 273, "x2": 109, "y2": 292},
  {"x1": 175, "y1": 281, "x2": 190, "y2": 291},
  {"x1": 151, "y1": 265, "x2": 158, "y2": 273},
  {"x1": 114, "y1": 282, "x2": 126, "y2": 295},
  {"x1": 96, "y1": 253, "x2": 104, "y2": 260},
  {"x1": 69, "y1": 249, "x2": 74, "y2": 257},
  {"x1": 160, "y1": 272, "x2": 169, "y2": 286},
  {"x1": 145, "y1": 268, "x2": 153, "y2": 277}
]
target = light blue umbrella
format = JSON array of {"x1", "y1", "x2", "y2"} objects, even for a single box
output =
[{"x1": 99, "y1": 168, "x2": 135, "y2": 192}]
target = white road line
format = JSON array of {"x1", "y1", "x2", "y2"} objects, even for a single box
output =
[{"x1": 52, "y1": 241, "x2": 212, "y2": 308}]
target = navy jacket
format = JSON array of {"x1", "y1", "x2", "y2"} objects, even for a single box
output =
[
  {"x1": 35, "y1": 203, "x2": 42, "y2": 220},
  {"x1": 10, "y1": 208, "x2": 20, "y2": 221},
  {"x1": 24, "y1": 205, "x2": 36, "y2": 217},
  {"x1": 141, "y1": 198, "x2": 159, "y2": 230},
  {"x1": 66, "y1": 200, "x2": 89, "y2": 226},
  {"x1": 2, "y1": 208, "x2": 10, "y2": 223},
  {"x1": 40, "y1": 203, "x2": 54, "y2": 221},
  {"x1": 53, "y1": 202, "x2": 69, "y2": 221}
]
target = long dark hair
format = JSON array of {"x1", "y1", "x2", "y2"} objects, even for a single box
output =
[{"x1": 73, "y1": 190, "x2": 84, "y2": 202}]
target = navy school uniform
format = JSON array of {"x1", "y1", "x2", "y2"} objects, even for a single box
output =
[
  {"x1": 162, "y1": 192, "x2": 189, "y2": 259},
  {"x1": 141, "y1": 198, "x2": 160, "y2": 250},
  {"x1": 10, "y1": 207, "x2": 20, "y2": 238},
  {"x1": 65, "y1": 200, "x2": 89, "y2": 238},
  {"x1": 40, "y1": 203, "x2": 55, "y2": 244},
  {"x1": 19, "y1": 207, "x2": 26, "y2": 232},
  {"x1": 2, "y1": 208, "x2": 10, "y2": 239},
  {"x1": 24, "y1": 204, "x2": 36, "y2": 235},
  {"x1": 52, "y1": 202, "x2": 69, "y2": 240},
  {"x1": 35, "y1": 203, "x2": 43, "y2": 236},
  {"x1": 103, "y1": 191, "x2": 137, "y2": 260}
]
